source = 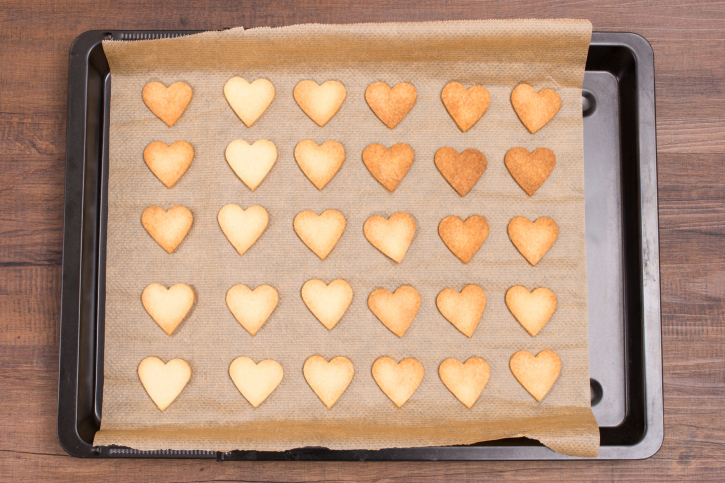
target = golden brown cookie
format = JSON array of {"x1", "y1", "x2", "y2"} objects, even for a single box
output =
[
  {"x1": 225, "y1": 139, "x2": 277, "y2": 191},
  {"x1": 438, "y1": 215, "x2": 489, "y2": 264},
  {"x1": 141, "y1": 206, "x2": 193, "y2": 254},
  {"x1": 368, "y1": 286, "x2": 421, "y2": 338},
  {"x1": 294, "y1": 140, "x2": 345, "y2": 190},
  {"x1": 218, "y1": 204, "x2": 269, "y2": 256},
  {"x1": 143, "y1": 141, "x2": 194, "y2": 188},
  {"x1": 505, "y1": 147, "x2": 556, "y2": 195},
  {"x1": 226, "y1": 284, "x2": 279, "y2": 335},
  {"x1": 301, "y1": 279, "x2": 353, "y2": 330},
  {"x1": 441, "y1": 82, "x2": 490, "y2": 132},
  {"x1": 138, "y1": 357, "x2": 191, "y2": 411},
  {"x1": 223, "y1": 77, "x2": 275, "y2": 127},
  {"x1": 303, "y1": 355, "x2": 354, "y2": 409},
  {"x1": 141, "y1": 283, "x2": 194, "y2": 335},
  {"x1": 294, "y1": 80, "x2": 346, "y2": 126},
  {"x1": 511, "y1": 84, "x2": 561, "y2": 134},
  {"x1": 436, "y1": 284, "x2": 486, "y2": 337},
  {"x1": 439, "y1": 357, "x2": 490, "y2": 408},
  {"x1": 510, "y1": 350, "x2": 561, "y2": 402},
  {"x1": 362, "y1": 143, "x2": 415, "y2": 192},
  {"x1": 363, "y1": 212, "x2": 416, "y2": 263},
  {"x1": 434, "y1": 147, "x2": 487, "y2": 196},
  {"x1": 507, "y1": 216, "x2": 559, "y2": 265},
  {"x1": 229, "y1": 357, "x2": 283, "y2": 408},
  {"x1": 365, "y1": 82, "x2": 417, "y2": 129},
  {"x1": 372, "y1": 357, "x2": 424, "y2": 407},
  {"x1": 142, "y1": 81, "x2": 192, "y2": 127},
  {"x1": 505, "y1": 286, "x2": 557, "y2": 336},
  {"x1": 293, "y1": 209, "x2": 346, "y2": 260}
]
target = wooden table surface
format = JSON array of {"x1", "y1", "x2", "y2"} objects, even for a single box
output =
[{"x1": 1, "y1": 0, "x2": 723, "y2": 481}]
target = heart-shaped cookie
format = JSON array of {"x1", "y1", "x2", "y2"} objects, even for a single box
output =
[
  {"x1": 505, "y1": 286, "x2": 557, "y2": 336},
  {"x1": 229, "y1": 357, "x2": 283, "y2": 407},
  {"x1": 510, "y1": 350, "x2": 561, "y2": 402},
  {"x1": 365, "y1": 82, "x2": 417, "y2": 129},
  {"x1": 303, "y1": 355, "x2": 354, "y2": 409},
  {"x1": 138, "y1": 357, "x2": 191, "y2": 411},
  {"x1": 372, "y1": 357, "x2": 424, "y2": 408},
  {"x1": 294, "y1": 80, "x2": 346, "y2": 126},
  {"x1": 142, "y1": 206, "x2": 193, "y2": 254},
  {"x1": 505, "y1": 147, "x2": 556, "y2": 196},
  {"x1": 363, "y1": 212, "x2": 415, "y2": 263},
  {"x1": 507, "y1": 216, "x2": 559, "y2": 265},
  {"x1": 218, "y1": 204, "x2": 269, "y2": 255},
  {"x1": 301, "y1": 279, "x2": 353, "y2": 330},
  {"x1": 143, "y1": 141, "x2": 194, "y2": 188},
  {"x1": 511, "y1": 84, "x2": 561, "y2": 134},
  {"x1": 142, "y1": 81, "x2": 192, "y2": 127},
  {"x1": 439, "y1": 357, "x2": 490, "y2": 408},
  {"x1": 441, "y1": 82, "x2": 490, "y2": 132},
  {"x1": 225, "y1": 139, "x2": 277, "y2": 191},
  {"x1": 436, "y1": 285, "x2": 486, "y2": 337},
  {"x1": 141, "y1": 283, "x2": 194, "y2": 335},
  {"x1": 293, "y1": 209, "x2": 346, "y2": 260},
  {"x1": 362, "y1": 143, "x2": 415, "y2": 192},
  {"x1": 226, "y1": 284, "x2": 279, "y2": 335},
  {"x1": 438, "y1": 215, "x2": 489, "y2": 264},
  {"x1": 368, "y1": 286, "x2": 421, "y2": 338},
  {"x1": 294, "y1": 140, "x2": 345, "y2": 190},
  {"x1": 434, "y1": 147, "x2": 487, "y2": 196},
  {"x1": 223, "y1": 77, "x2": 275, "y2": 127}
]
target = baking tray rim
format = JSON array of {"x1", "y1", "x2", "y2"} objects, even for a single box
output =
[{"x1": 58, "y1": 29, "x2": 662, "y2": 460}]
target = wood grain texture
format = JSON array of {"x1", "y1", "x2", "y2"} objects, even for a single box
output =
[{"x1": 0, "y1": 0, "x2": 723, "y2": 480}]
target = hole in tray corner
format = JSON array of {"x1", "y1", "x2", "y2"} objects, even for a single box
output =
[
  {"x1": 582, "y1": 90, "x2": 597, "y2": 117},
  {"x1": 103, "y1": 32, "x2": 113, "y2": 40},
  {"x1": 590, "y1": 378, "x2": 603, "y2": 406}
]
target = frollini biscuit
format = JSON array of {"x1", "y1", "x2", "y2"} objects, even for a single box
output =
[
  {"x1": 229, "y1": 357, "x2": 283, "y2": 407},
  {"x1": 436, "y1": 284, "x2": 486, "y2": 337},
  {"x1": 138, "y1": 357, "x2": 191, "y2": 411},
  {"x1": 368, "y1": 286, "x2": 421, "y2": 338},
  {"x1": 441, "y1": 82, "x2": 490, "y2": 132},
  {"x1": 226, "y1": 284, "x2": 279, "y2": 335},
  {"x1": 303, "y1": 355, "x2": 354, "y2": 409},
  {"x1": 438, "y1": 215, "x2": 489, "y2": 264},
  {"x1": 143, "y1": 141, "x2": 194, "y2": 188},
  {"x1": 301, "y1": 279, "x2": 353, "y2": 330},
  {"x1": 439, "y1": 357, "x2": 490, "y2": 408},
  {"x1": 511, "y1": 84, "x2": 561, "y2": 134},
  {"x1": 434, "y1": 147, "x2": 487, "y2": 196},
  {"x1": 372, "y1": 357, "x2": 424, "y2": 408},
  {"x1": 510, "y1": 350, "x2": 561, "y2": 402},
  {"x1": 294, "y1": 80, "x2": 346, "y2": 126},
  {"x1": 505, "y1": 286, "x2": 557, "y2": 336},
  {"x1": 362, "y1": 143, "x2": 414, "y2": 192},
  {"x1": 505, "y1": 147, "x2": 556, "y2": 195},
  {"x1": 365, "y1": 82, "x2": 417, "y2": 129},
  {"x1": 142, "y1": 81, "x2": 192, "y2": 127},
  {"x1": 507, "y1": 216, "x2": 559, "y2": 265},
  {"x1": 294, "y1": 140, "x2": 345, "y2": 190},
  {"x1": 225, "y1": 139, "x2": 277, "y2": 191},
  {"x1": 293, "y1": 209, "x2": 346, "y2": 260},
  {"x1": 363, "y1": 212, "x2": 415, "y2": 263},
  {"x1": 141, "y1": 283, "x2": 194, "y2": 335},
  {"x1": 218, "y1": 204, "x2": 269, "y2": 256},
  {"x1": 141, "y1": 206, "x2": 193, "y2": 254},
  {"x1": 223, "y1": 77, "x2": 275, "y2": 127}
]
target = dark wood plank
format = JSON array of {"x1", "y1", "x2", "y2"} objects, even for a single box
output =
[{"x1": 1, "y1": 0, "x2": 724, "y2": 480}]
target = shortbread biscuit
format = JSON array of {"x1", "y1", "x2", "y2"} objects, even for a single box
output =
[
  {"x1": 368, "y1": 286, "x2": 421, "y2": 338},
  {"x1": 363, "y1": 212, "x2": 415, "y2": 263},
  {"x1": 303, "y1": 355, "x2": 354, "y2": 409},
  {"x1": 294, "y1": 80, "x2": 346, "y2": 126},
  {"x1": 141, "y1": 283, "x2": 194, "y2": 335},
  {"x1": 223, "y1": 77, "x2": 275, "y2": 127},
  {"x1": 229, "y1": 357, "x2": 283, "y2": 407},
  {"x1": 365, "y1": 82, "x2": 417, "y2": 129},
  {"x1": 142, "y1": 81, "x2": 192, "y2": 127},
  {"x1": 505, "y1": 147, "x2": 556, "y2": 195},
  {"x1": 143, "y1": 141, "x2": 194, "y2": 188},
  {"x1": 507, "y1": 216, "x2": 559, "y2": 265},
  {"x1": 141, "y1": 206, "x2": 193, "y2": 254},
  {"x1": 441, "y1": 82, "x2": 490, "y2": 132},
  {"x1": 439, "y1": 357, "x2": 490, "y2": 408},
  {"x1": 362, "y1": 143, "x2": 415, "y2": 192},
  {"x1": 436, "y1": 285, "x2": 486, "y2": 337},
  {"x1": 505, "y1": 286, "x2": 557, "y2": 336},
  {"x1": 372, "y1": 357, "x2": 424, "y2": 408},
  {"x1": 226, "y1": 284, "x2": 279, "y2": 335},
  {"x1": 434, "y1": 147, "x2": 487, "y2": 196},
  {"x1": 301, "y1": 279, "x2": 353, "y2": 330},
  {"x1": 294, "y1": 140, "x2": 345, "y2": 190},
  {"x1": 438, "y1": 215, "x2": 489, "y2": 264},
  {"x1": 138, "y1": 357, "x2": 191, "y2": 411},
  {"x1": 511, "y1": 84, "x2": 561, "y2": 134},
  {"x1": 225, "y1": 139, "x2": 277, "y2": 191},
  {"x1": 293, "y1": 209, "x2": 346, "y2": 260},
  {"x1": 218, "y1": 204, "x2": 268, "y2": 255},
  {"x1": 510, "y1": 350, "x2": 561, "y2": 402}
]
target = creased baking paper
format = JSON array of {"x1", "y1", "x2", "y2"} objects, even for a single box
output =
[{"x1": 95, "y1": 19, "x2": 598, "y2": 457}]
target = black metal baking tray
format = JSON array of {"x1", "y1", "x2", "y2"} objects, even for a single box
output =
[{"x1": 58, "y1": 29, "x2": 662, "y2": 460}]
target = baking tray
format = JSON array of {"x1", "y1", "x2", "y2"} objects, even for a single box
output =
[{"x1": 58, "y1": 29, "x2": 662, "y2": 460}]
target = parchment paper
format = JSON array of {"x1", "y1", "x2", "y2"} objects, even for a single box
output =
[{"x1": 95, "y1": 19, "x2": 598, "y2": 457}]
